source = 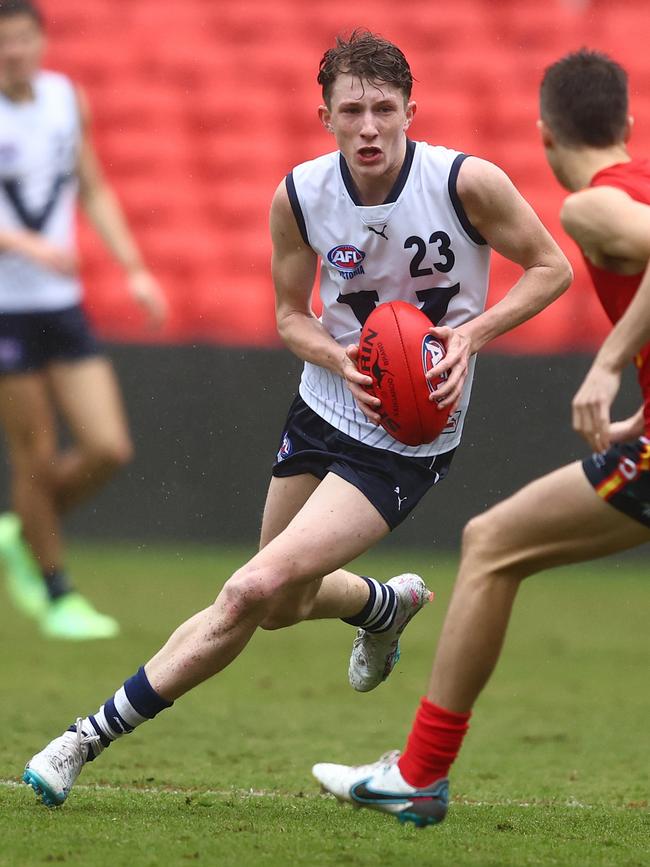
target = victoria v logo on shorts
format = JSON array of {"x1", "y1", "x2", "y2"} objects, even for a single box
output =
[{"x1": 394, "y1": 486, "x2": 408, "y2": 511}]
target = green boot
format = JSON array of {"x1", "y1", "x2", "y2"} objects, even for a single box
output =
[
  {"x1": 41, "y1": 593, "x2": 120, "y2": 640},
  {"x1": 0, "y1": 513, "x2": 47, "y2": 619}
]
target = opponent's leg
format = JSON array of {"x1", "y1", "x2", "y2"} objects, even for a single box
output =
[
  {"x1": 313, "y1": 462, "x2": 650, "y2": 825},
  {"x1": 425, "y1": 461, "x2": 649, "y2": 715},
  {"x1": 47, "y1": 357, "x2": 133, "y2": 512}
]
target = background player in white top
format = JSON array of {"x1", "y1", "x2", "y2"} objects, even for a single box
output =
[
  {"x1": 22, "y1": 30, "x2": 570, "y2": 808},
  {"x1": 0, "y1": 0, "x2": 167, "y2": 640}
]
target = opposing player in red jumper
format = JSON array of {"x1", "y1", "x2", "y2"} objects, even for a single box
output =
[
  {"x1": 22, "y1": 30, "x2": 570, "y2": 807},
  {"x1": 313, "y1": 48, "x2": 650, "y2": 828}
]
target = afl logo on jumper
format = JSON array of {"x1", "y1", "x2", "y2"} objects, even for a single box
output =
[
  {"x1": 327, "y1": 244, "x2": 366, "y2": 280},
  {"x1": 421, "y1": 335, "x2": 448, "y2": 394}
]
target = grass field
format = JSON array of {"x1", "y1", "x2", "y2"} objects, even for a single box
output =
[{"x1": 0, "y1": 542, "x2": 648, "y2": 867}]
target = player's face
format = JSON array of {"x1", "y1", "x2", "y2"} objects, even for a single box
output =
[
  {"x1": 320, "y1": 75, "x2": 415, "y2": 182},
  {"x1": 0, "y1": 14, "x2": 44, "y2": 90}
]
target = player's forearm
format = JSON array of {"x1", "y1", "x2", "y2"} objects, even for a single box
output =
[
  {"x1": 0, "y1": 229, "x2": 35, "y2": 253},
  {"x1": 80, "y1": 184, "x2": 145, "y2": 274},
  {"x1": 595, "y1": 263, "x2": 650, "y2": 372},
  {"x1": 277, "y1": 310, "x2": 346, "y2": 374},
  {"x1": 462, "y1": 259, "x2": 572, "y2": 353}
]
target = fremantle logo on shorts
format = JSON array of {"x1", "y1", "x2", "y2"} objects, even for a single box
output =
[
  {"x1": 327, "y1": 244, "x2": 366, "y2": 280},
  {"x1": 277, "y1": 433, "x2": 292, "y2": 462}
]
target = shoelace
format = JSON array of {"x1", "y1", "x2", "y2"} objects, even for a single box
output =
[
  {"x1": 375, "y1": 749, "x2": 401, "y2": 768},
  {"x1": 52, "y1": 718, "x2": 101, "y2": 770}
]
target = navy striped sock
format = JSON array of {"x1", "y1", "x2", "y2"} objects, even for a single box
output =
[
  {"x1": 342, "y1": 577, "x2": 398, "y2": 633},
  {"x1": 71, "y1": 666, "x2": 173, "y2": 761}
]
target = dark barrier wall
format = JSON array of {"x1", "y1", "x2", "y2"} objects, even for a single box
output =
[{"x1": 0, "y1": 346, "x2": 642, "y2": 550}]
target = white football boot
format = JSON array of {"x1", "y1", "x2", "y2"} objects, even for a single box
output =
[
  {"x1": 348, "y1": 573, "x2": 433, "y2": 692},
  {"x1": 23, "y1": 719, "x2": 99, "y2": 806},
  {"x1": 313, "y1": 750, "x2": 449, "y2": 827}
]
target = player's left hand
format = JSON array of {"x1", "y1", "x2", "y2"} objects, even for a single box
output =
[
  {"x1": 571, "y1": 360, "x2": 622, "y2": 451},
  {"x1": 609, "y1": 408, "x2": 646, "y2": 444},
  {"x1": 424, "y1": 325, "x2": 472, "y2": 410},
  {"x1": 128, "y1": 269, "x2": 169, "y2": 328}
]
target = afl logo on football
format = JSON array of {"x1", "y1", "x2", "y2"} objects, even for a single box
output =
[
  {"x1": 421, "y1": 335, "x2": 448, "y2": 394},
  {"x1": 327, "y1": 244, "x2": 366, "y2": 281}
]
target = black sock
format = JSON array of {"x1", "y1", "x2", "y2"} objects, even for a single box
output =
[
  {"x1": 341, "y1": 576, "x2": 398, "y2": 633},
  {"x1": 43, "y1": 568, "x2": 73, "y2": 601}
]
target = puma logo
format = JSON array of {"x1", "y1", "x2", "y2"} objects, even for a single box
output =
[{"x1": 368, "y1": 224, "x2": 388, "y2": 240}]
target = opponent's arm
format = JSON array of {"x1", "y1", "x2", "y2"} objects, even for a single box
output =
[
  {"x1": 561, "y1": 186, "x2": 650, "y2": 264},
  {"x1": 429, "y1": 157, "x2": 573, "y2": 407},
  {"x1": 76, "y1": 87, "x2": 167, "y2": 326},
  {"x1": 572, "y1": 260, "x2": 650, "y2": 450},
  {"x1": 270, "y1": 182, "x2": 381, "y2": 423}
]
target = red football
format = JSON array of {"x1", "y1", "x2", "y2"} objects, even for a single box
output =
[{"x1": 357, "y1": 301, "x2": 450, "y2": 446}]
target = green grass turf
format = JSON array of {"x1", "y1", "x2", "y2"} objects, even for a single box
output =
[{"x1": 0, "y1": 542, "x2": 648, "y2": 866}]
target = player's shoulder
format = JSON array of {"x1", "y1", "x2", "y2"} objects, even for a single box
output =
[
  {"x1": 36, "y1": 69, "x2": 77, "y2": 95},
  {"x1": 290, "y1": 149, "x2": 339, "y2": 182},
  {"x1": 561, "y1": 185, "x2": 634, "y2": 225},
  {"x1": 417, "y1": 143, "x2": 505, "y2": 189},
  {"x1": 34, "y1": 69, "x2": 80, "y2": 114},
  {"x1": 272, "y1": 151, "x2": 337, "y2": 212}
]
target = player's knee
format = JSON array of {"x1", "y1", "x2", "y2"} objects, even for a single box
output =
[
  {"x1": 461, "y1": 512, "x2": 499, "y2": 561},
  {"x1": 88, "y1": 437, "x2": 134, "y2": 474},
  {"x1": 220, "y1": 563, "x2": 288, "y2": 619},
  {"x1": 461, "y1": 508, "x2": 533, "y2": 582}
]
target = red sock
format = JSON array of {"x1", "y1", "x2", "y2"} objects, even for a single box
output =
[{"x1": 398, "y1": 697, "x2": 471, "y2": 788}]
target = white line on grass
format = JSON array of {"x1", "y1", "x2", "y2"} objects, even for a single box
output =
[{"x1": 1, "y1": 778, "x2": 641, "y2": 810}]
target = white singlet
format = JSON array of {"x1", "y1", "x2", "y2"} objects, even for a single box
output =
[
  {"x1": 0, "y1": 70, "x2": 81, "y2": 313},
  {"x1": 286, "y1": 140, "x2": 491, "y2": 457}
]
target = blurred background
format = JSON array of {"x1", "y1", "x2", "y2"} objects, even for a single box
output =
[{"x1": 2, "y1": 0, "x2": 649, "y2": 549}]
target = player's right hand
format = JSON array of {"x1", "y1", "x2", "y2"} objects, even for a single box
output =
[
  {"x1": 342, "y1": 344, "x2": 382, "y2": 425},
  {"x1": 571, "y1": 359, "x2": 622, "y2": 451},
  {"x1": 14, "y1": 232, "x2": 77, "y2": 276}
]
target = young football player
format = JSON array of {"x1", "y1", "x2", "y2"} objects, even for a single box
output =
[
  {"x1": 313, "y1": 48, "x2": 650, "y2": 828},
  {"x1": 22, "y1": 30, "x2": 570, "y2": 806},
  {"x1": 0, "y1": 0, "x2": 167, "y2": 639}
]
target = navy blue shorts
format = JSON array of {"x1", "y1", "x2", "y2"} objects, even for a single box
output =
[
  {"x1": 583, "y1": 436, "x2": 650, "y2": 528},
  {"x1": 0, "y1": 305, "x2": 100, "y2": 374},
  {"x1": 272, "y1": 395, "x2": 455, "y2": 530}
]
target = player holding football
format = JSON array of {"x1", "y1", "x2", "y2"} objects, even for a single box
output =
[
  {"x1": 0, "y1": 0, "x2": 167, "y2": 639},
  {"x1": 313, "y1": 49, "x2": 650, "y2": 827},
  {"x1": 21, "y1": 31, "x2": 570, "y2": 806}
]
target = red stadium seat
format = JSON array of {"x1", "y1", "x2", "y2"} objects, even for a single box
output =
[{"x1": 38, "y1": 0, "x2": 650, "y2": 349}]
